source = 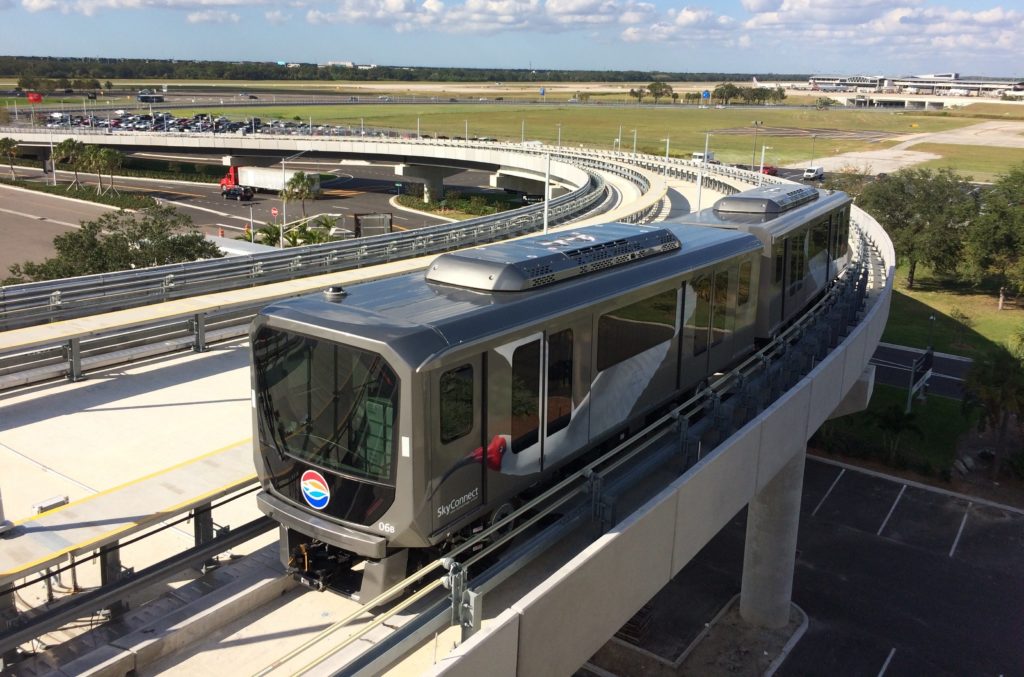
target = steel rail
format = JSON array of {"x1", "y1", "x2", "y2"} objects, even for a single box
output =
[{"x1": 0, "y1": 516, "x2": 273, "y2": 656}]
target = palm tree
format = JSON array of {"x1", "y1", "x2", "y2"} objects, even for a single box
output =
[
  {"x1": 0, "y1": 137, "x2": 18, "y2": 179},
  {"x1": 963, "y1": 345, "x2": 1024, "y2": 479},
  {"x1": 53, "y1": 138, "x2": 86, "y2": 188},
  {"x1": 98, "y1": 147, "x2": 122, "y2": 194},
  {"x1": 282, "y1": 171, "x2": 317, "y2": 219},
  {"x1": 80, "y1": 144, "x2": 103, "y2": 194}
]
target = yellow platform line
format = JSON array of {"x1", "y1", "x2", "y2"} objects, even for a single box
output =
[
  {"x1": 13, "y1": 437, "x2": 253, "y2": 525},
  {"x1": 2, "y1": 470, "x2": 258, "y2": 579}
]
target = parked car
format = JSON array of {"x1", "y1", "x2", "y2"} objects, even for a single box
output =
[{"x1": 222, "y1": 186, "x2": 254, "y2": 201}]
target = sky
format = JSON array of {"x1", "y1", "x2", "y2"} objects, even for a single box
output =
[{"x1": 1, "y1": 0, "x2": 1022, "y2": 77}]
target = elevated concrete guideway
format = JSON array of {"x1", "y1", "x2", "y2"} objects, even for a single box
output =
[{"x1": 0, "y1": 134, "x2": 892, "y2": 675}]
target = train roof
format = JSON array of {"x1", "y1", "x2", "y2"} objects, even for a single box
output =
[
  {"x1": 667, "y1": 185, "x2": 851, "y2": 243},
  {"x1": 258, "y1": 223, "x2": 761, "y2": 371}
]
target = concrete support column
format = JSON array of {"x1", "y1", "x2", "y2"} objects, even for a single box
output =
[
  {"x1": 0, "y1": 486, "x2": 13, "y2": 537},
  {"x1": 395, "y1": 164, "x2": 461, "y2": 203},
  {"x1": 490, "y1": 173, "x2": 545, "y2": 195},
  {"x1": 739, "y1": 450, "x2": 806, "y2": 628}
]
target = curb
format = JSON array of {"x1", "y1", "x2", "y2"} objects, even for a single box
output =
[{"x1": 388, "y1": 194, "x2": 459, "y2": 223}]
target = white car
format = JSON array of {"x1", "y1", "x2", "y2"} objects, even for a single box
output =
[{"x1": 803, "y1": 166, "x2": 825, "y2": 181}]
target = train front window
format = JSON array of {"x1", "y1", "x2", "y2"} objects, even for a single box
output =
[{"x1": 253, "y1": 328, "x2": 399, "y2": 484}]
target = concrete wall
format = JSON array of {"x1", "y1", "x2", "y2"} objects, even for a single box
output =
[{"x1": 421, "y1": 205, "x2": 894, "y2": 676}]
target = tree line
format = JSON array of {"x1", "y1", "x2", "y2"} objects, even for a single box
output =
[
  {"x1": 0, "y1": 56, "x2": 808, "y2": 87},
  {"x1": 833, "y1": 163, "x2": 1024, "y2": 480}
]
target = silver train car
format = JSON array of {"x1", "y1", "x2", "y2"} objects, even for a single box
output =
[
  {"x1": 668, "y1": 183, "x2": 852, "y2": 340},
  {"x1": 250, "y1": 186, "x2": 851, "y2": 598}
]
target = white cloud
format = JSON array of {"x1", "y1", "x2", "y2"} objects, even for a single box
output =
[
  {"x1": 265, "y1": 9, "x2": 290, "y2": 23},
  {"x1": 187, "y1": 8, "x2": 239, "y2": 22}
]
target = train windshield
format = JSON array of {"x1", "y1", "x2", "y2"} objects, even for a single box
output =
[{"x1": 253, "y1": 327, "x2": 400, "y2": 484}]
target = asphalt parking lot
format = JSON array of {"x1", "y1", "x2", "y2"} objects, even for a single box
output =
[{"x1": 623, "y1": 456, "x2": 1024, "y2": 675}]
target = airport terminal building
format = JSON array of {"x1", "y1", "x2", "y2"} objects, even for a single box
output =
[{"x1": 808, "y1": 72, "x2": 1024, "y2": 98}]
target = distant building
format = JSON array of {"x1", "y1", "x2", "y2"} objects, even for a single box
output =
[{"x1": 809, "y1": 73, "x2": 1024, "y2": 97}]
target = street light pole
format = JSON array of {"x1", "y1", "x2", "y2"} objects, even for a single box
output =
[
  {"x1": 696, "y1": 132, "x2": 710, "y2": 212},
  {"x1": 759, "y1": 145, "x2": 772, "y2": 186},
  {"x1": 751, "y1": 120, "x2": 762, "y2": 169},
  {"x1": 543, "y1": 152, "x2": 551, "y2": 235},
  {"x1": 556, "y1": 123, "x2": 561, "y2": 149},
  {"x1": 663, "y1": 136, "x2": 670, "y2": 175},
  {"x1": 280, "y1": 149, "x2": 309, "y2": 248},
  {"x1": 464, "y1": 119, "x2": 469, "y2": 141},
  {"x1": 631, "y1": 129, "x2": 637, "y2": 158},
  {"x1": 810, "y1": 134, "x2": 817, "y2": 166},
  {"x1": 521, "y1": 119, "x2": 525, "y2": 144}
]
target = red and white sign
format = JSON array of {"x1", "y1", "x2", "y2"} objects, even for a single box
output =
[
  {"x1": 26, "y1": 92, "x2": 42, "y2": 104},
  {"x1": 271, "y1": 207, "x2": 279, "y2": 217}
]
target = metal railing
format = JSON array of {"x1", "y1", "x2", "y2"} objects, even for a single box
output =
[{"x1": 0, "y1": 137, "x2": 748, "y2": 389}]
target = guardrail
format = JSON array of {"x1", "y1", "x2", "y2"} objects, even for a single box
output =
[
  {"x1": 0, "y1": 136, "x2": 753, "y2": 388},
  {"x1": 0, "y1": 164, "x2": 604, "y2": 332}
]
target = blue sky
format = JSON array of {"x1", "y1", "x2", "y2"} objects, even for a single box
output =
[{"x1": 2, "y1": 0, "x2": 1021, "y2": 77}]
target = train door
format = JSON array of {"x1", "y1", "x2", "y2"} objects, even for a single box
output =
[
  {"x1": 429, "y1": 355, "x2": 484, "y2": 533},
  {"x1": 539, "y1": 322, "x2": 591, "y2": 471},
  {"x1": 483, "y1": 332, "x2": 545, "y2": 507}
]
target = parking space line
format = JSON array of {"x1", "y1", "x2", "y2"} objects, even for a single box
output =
[
  {"x1": 810, "y1": 456, "x2": 1024, "y2": 516},
  {"x1": 877, "y1": 647, "x2": 896, "y2": 676},
  {"x1": 812, "y1": 468, "x2": 845, "y2": 516},
  {"x1": 877, "y1": 484, "x2": 907, "y2": 536},
  {"x1": 949, "y1": 504, "x2": 971, "y2": 558}
]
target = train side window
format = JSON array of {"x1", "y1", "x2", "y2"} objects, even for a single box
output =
[
  {"x1": 839, "y1": 209, "x2": 850, "y2": 258},
  {"x1": 710, "y1": 267, "x2": 734, "y2": 347},
  {"x1": 738, "y1": 260, "x2": 753, "y2": 308},
  {"x1": 439, "y1": 364, "x2": 474, "y2": 444},
  {"x1": 546, "y1": 329, "x2": 573, "y2": 436},
  {"x1": 773, "y1": 241, "x2": 785, "y2": 285},
  {"x1": 597, "y1": 289, "x2": 676, "y2": 371},
  {"x1": 688, "y1": 275, "x2": 711, "y2": 356},
  {"x1": 811, "y1": 219, "x2": 829, "y2": 263},
  {"x1": 789, "y1": 231, "x2": 806, "y2": 296},
  {"x1": 511, "y1": 340, "x2": 540, "y2": 453}
]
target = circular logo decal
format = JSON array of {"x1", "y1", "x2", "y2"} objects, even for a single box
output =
[{"x1": 300, "y1": 469, "x2": 330, "y2": 510}]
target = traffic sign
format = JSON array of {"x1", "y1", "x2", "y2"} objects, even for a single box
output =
[
  {"x1": 271, "y1": 207, "x2": 279, "y2": 217},
  {"x1": 702, "y1": 90, "x2": 710, "y2": 99}
]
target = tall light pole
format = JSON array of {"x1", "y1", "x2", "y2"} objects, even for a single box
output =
[
  {"x1": 759, "y1": 145, "x2": 772, "y2": 186},
  {"x1": 631, "y1": 128, "x2": 637, "y2": 157},
  {"x1": 617, "y1": 124, "x2": 622, "y2": 153},
  {"x1": 696, "y1": 132, "x2": 711, "y2": 213},
  {"x1": 521, "y1": 119, "x2": 525, "y2": 144},
  {"x1": 556, "y1": 123, "x2": 561, "y2": 148},
  {"x1": 810, "y1": 134, "x2": 817, "y2": 166},
  {"x1": 464, "y1": 119, "x2": 469, "y2": 141},
  {"x1": 280, "y1": 149, "x2": 309, "y2": 248},
  {"x1": 417, "y1": 116, "x2": 421, "y2": 139},
  {"x1": 543, "y1": 152, "x2": 551, "y2": 235},
  {"x1": 751, "y1": 120, "x2": 762, "y2": 169},
  {"x1": 663, "y1": 136, "x2": 670, "y2": 175}
]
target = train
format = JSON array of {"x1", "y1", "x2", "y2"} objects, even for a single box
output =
[{"x1": 249, "y1": 183, "x2": 852, "y2": 600}]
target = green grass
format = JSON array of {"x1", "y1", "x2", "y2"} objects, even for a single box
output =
[
  {"x1": 169, "y1": 103, "x2": 984, "y2": 167},
  {"x1": 881, "y1": 263, "x2": 1024, "y2": 358},
  {"x1": 908, "y1": 143, "x2": 1024, "y2": 182},
  {"x1": 815, "y1": 383, "x2": 975, "y2": 478}
]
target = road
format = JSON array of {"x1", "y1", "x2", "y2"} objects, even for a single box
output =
[
  {"x1": 0, "y1": 182, "x2": 117, "y2": 275},
  {"x1": 0, "y1": 162, "x2": 496, "y2": 272},
  {"x1": 871, "y1": 342, "x2": 969, "y2": 400}
]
